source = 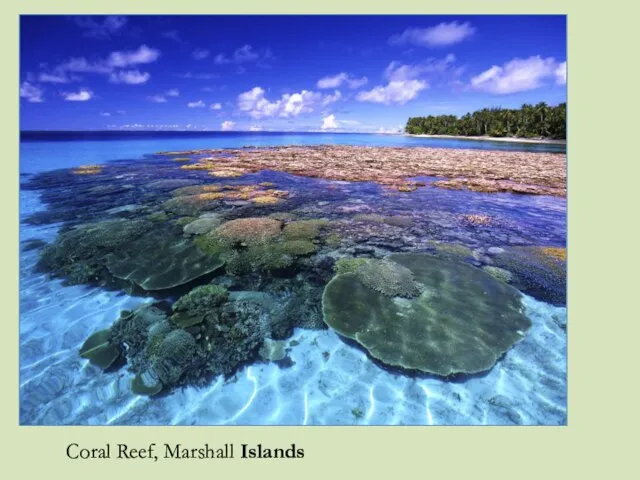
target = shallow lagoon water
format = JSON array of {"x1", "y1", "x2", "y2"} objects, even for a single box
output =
[{"x1": 19, "y1": 132, "x2": 567, "y2": 425}]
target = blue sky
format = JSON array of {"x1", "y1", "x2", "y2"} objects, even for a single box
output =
[{"x1": 20, "y1": 15, "x2": 566, "y2": 132}]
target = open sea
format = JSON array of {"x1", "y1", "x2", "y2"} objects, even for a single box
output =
[{"x1": 19, "y1": 131, "x2": 567, "y2": 425}]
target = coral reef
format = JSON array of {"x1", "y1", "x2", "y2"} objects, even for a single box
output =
[
  {"x1": 37, "y1": 219, "x2": 152, "y2": 285},
  {"x1": 354, "y1": 259, "x2": 423, "y2": 298},
  {"x1": 72, "y1": 164, "x2": 103, "y2": 175},
  {"x1": 106, "y1": 228, "x2": 225, "y2": 290},
  {"x1": 79, "y1": 329, "x2": 121, "y2": 370},
  {"x1": 170, "y1": 284, "x2": 229, "y2": 328},
  {"x1": 333, "y1": 257, "x2": 368, "y2": 275},
  {"x1": 161, "y1": 145, "x2": 566, "y2": 196},
  {"x1": 214, "y1": 217, "x2": 283, "y2": 246},
  {"x1": 322, "y1": 253, "x2": 532, "y2": 376}
]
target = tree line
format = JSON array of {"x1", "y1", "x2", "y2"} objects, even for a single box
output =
[{"x1": 405, "y1": 102, "x2": 566, "y2": 139}]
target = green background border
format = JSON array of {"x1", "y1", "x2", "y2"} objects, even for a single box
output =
[{"x1": 3, "y1": 1, "x2": 635, "y2": 477}]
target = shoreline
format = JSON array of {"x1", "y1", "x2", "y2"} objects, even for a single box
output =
[{"x1": 406, "y1": 134, "x2": 566, "y2": 145}]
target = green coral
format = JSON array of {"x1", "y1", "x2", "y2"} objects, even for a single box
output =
[
  {"x1": 354, "y1": 259, "x2": 423, "y2": 298},
  {"x1": 282, "y1": 219, "x2": 329, "y2": 240},
  {"x1": 106, "y1": 229, "x2": 225, "y2": 290},
  {"x1": 147, "y1": 212, "x2": 169, "y2": 223},
  {"x1": 79, "y1": 329, "x2": 121, "y2": 370},
  {"x1": 170, "y1": 284, "x2": 229, "y2": 327},
  {"x1": 175, "y1": 216, "x2": 197, "y2": 226},
  {"x1": 151, "y1": 329, "x2": 197, "y2": 385},
  {"x1": 215, "y1": 217, "x2": 282, "y2": 246},
  {"x1": 322, "y1": 253, "x2": 532, "y2": 376},
  {"x1": 38, "y1": 219, "x2": 152, "y2": 285},
  {"x1": 281, "y1": 240, "x2": 318, "y2": 256},
  {"x1": 334, "y1": 257, "x2": 368, "y2": 275}
]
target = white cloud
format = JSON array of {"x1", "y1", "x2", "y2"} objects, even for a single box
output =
[
  {"x1": 166, "y1": 89, "x2": 180, "y2": 97},
  {"x1": 317, "y1": 72, "x2": 368, "y2": 89},
  {"x1": 175, "y1": 72, "x2": 219, "y2": 80},
  {"x1": 389, "y1": 22, "x2": 475, "y2": 47},
  {"x1": 356, "y1": 80, "x2": 427, "y2": 105},
  {"x1": 555, "y1": 61, "x2": 567, "y2": 85},
  {"x1": 237, "y1": 86, "x2": 340, "y2": 119},
  {"x1": 148, "y1": 95, "x2": 167, "y2": 103},
  {"x1": 221, "y1": 120, "x2": 235, "y2": 131},
  {"x1": 321, "y1": 114, "x2": 339, "y2": 130},
  {"x1": 62, "y1": 88, "x2": 93, "y2": 101},
  {"x1": 58, "y1": 57, "x2": 112, "y2": 74},
  {"x1": 215, "y1": 45, "x2": 272, "y2": 65},
  {"x1": 20, "y1": 81, "x2": 44, "y2": 103},
  {"x1": 72, "y1": 16, "x2": 127, "y2": 39},
  {"x1": 470, "y1": 56, "x2": 566, "y2": 94},
  {"x1": 385, "y1": 54, "x2": 457, "y2": 81},
  {"x1": 210, "y1": 103, "x2": 222, "y2": 110},
  {"x1": 191, "y1": 49, "x2": 210, "y2": 60},
  {"x1": 187, "y1": 100, "x2": 206, "y2": 108},
  {"x1": 107, "y1": 45, "x2": 160, "y2": 68},
  {"x1": 100, "y1": 112, "x2": 111, "y2": 116},
  {"x1": 109, "y1": 70, "x2": 150, "y2": 84},
  {"x1": 46, "y1": 45, "x2": 159, "y2": 86},
  {"x1": 37, "y1": 72, "x2": 75, "y2": 83},
  {"x1": 355, "y1": 54, "x2": 461, "y2": 105},
  {"x1": 248, "y1": 125, "x2": 263, "y2": 131}
]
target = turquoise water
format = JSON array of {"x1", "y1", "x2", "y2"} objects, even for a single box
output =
[
  {"x1": 19, "y1": 132, "x2": 567, "y2": 425},
  {"x1": 20, "y1": 131, "x2": 565, "y2": 174}
]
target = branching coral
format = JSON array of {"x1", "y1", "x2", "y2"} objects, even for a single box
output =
[
  {"x1": 214, "y1": 217, "x2": 282, "y2": 246},
  {"x1": 354, "y1": 259, "x2": 423, "y2": 298},
  {"x1": 334, "y1": 257, "x2": 368, "y2": 275},
  {"x1": 282, "y1": 219, "x2": 328, "y2": 241}
]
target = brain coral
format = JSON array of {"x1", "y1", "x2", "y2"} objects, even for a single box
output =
[{"x1": 322, "y1": 253, "x2": 532, "y2": 376}]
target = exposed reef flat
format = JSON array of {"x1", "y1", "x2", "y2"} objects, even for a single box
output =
[{"x1": 157, "y1": 145, "x2": 566, "y2": 196}]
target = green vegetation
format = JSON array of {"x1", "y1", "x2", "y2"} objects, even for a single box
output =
[{"x1": 405, "y1": 102, "x2": 566, "y2": 139}]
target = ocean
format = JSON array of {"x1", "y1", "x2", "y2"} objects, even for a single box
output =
[{"x1": 19, "y1": 131, "x2": 567, "y2": 425}]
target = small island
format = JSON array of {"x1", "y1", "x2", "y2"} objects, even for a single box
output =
[{"x1": 405, "y1": 102, "x2": 566, "y2": 143}]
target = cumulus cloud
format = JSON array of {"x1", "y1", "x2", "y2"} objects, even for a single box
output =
[
  {"x1": 317, "y1": 72, "x2": 368, "y2": 89},
  {"x1": 166, "y1": 89, "x2": 180, "y2": 97},
  {"x1": 62, "y1": 88, "x2": 93, "y2": 101},
  {"x1": 321, "y1": 114, "x2": 339, "y2": 130},
  {"x1": 187, "y1": 100, "x2": 206, "y2": 108},
  {"x1": 470, "y1": 56, "x2": 566, "y2": 94},
  {"x1": 389, "y1": 22, "x2": 475, "y2": 47},
  {"x1": 42, "y1": 45, "x2": 160, "y2": 86},
  {"x1": 20, "y1": 81, "x2": 44, "y2": 103},
  {"x1": 215, "y1": 45, "x2": 273, "y2": 65},
  {"x1": 237, "y1": 86, "x2": 340, "y2": 119},
  {"x1": 109, "y1": 70, "x2": 150, "y2": 84},
  {"x1": 248, "y1": 125, "x2": 263, "y2": 131},
  {"x1": 72, "y1": 15, "x2": 128, "y2": 39},
  {"x1": 555, "y1": 61, "x2": 567, "y2": 85},
  {"x1": 37, "y1": 72, "x2": 77, "y2": 84},
  {"x1": 356, "y1": 80, "x2": 427, "y2": 105},
  {"x1": 356, "y1": 54, "x2": 463, "y2": 105},
  {"x1": 100, "y1": 112, "x2": 111, "y2": 116},
  {"x1": 107, "y1": 45, "x2": 160, "y2": 68},
  {"x1": 221, "y1": 120, "x2": 235, "y2": 131},
  {"x1": 210, "y1": 103, "x2": 222, "y2": 110},
  {"x1": 148, "y1": 95, "x2": 168, "y2": 103},
  {"x1": 191, "y1": 49, "x2": 210, "y2": 60}
]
